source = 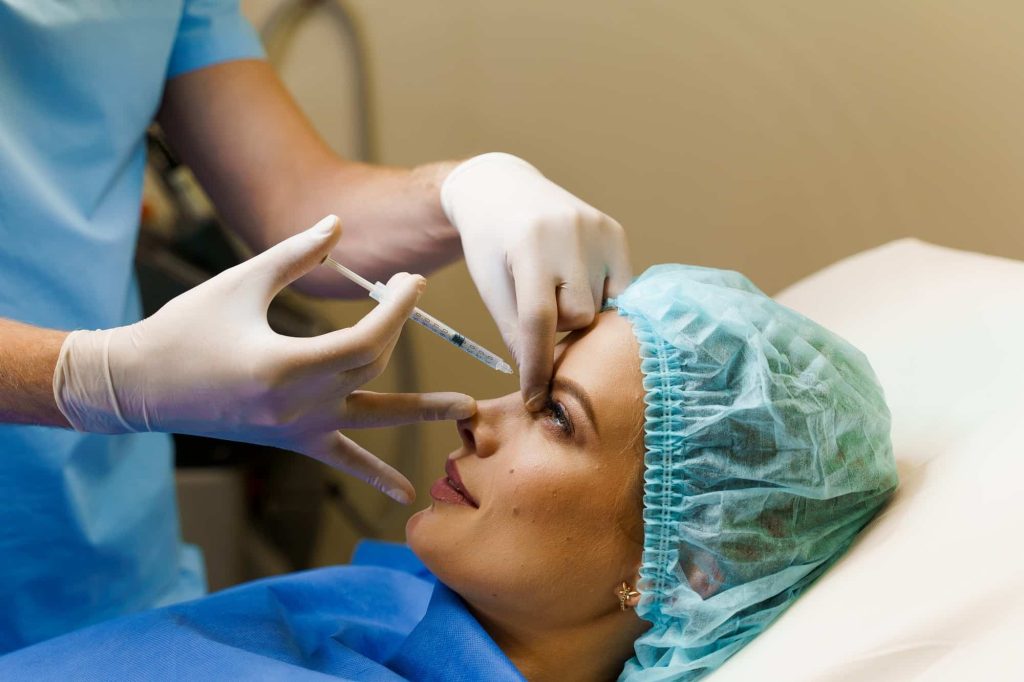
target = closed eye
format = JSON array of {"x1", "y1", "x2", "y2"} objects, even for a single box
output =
[{"x1": 543, "y1": 397, "x2": 574, "y2": 437}]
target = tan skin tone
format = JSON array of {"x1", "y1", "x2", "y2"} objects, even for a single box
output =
[{"x1": 408, "y1": 312, "x2": 650, "y2": 682}]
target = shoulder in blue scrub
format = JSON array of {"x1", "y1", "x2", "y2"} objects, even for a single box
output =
[
  {"x1": 0, "y1": 542, "x2": 526, "y2": 682},
  {"x1": 0, "y1": 0, "x2": 262, "y2": 652}
]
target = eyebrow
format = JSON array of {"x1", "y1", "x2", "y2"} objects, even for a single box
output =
[{"x1": 551, "y1": 377, "x2": 598, "y2": 435}]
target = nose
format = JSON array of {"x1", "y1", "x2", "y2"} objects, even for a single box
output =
[
  {"x1": 452, "y1": 396, "x2": 515, "y2": 459},
  {"x1": 456, "y1": 416, "x2": 476, "y2": 452}
]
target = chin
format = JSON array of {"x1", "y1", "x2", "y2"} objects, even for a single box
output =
[
  {"x1": 405, "y1": 507, "x2": 459, "y2": 583},
  {"x1": 405, "y1": 506, "x2": 442, "y2": 562},
  {"x1": 405, "y1": 507, "x2": 428, "y2": 543}
]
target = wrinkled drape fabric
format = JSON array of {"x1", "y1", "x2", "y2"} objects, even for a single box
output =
[{"x1": 0, "y1": 542, "x2": 525, "y2": 682}]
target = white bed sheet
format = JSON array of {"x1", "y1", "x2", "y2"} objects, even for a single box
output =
[{"x1": 708, "y1": 239, "x2": 1024, "y2": 681}]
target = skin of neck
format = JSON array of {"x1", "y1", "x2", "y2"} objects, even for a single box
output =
[{"x1": 469, "y1": 596, "x2": 649, "y2": 682}]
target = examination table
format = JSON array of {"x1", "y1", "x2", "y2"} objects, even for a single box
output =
[{"x1": 711, "y1": 239, "x2": 1024, "y2": 681}]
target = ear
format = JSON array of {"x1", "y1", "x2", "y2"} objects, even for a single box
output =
[{"x1": 680, "y1": 548, "x2": 724, "y2": 600}]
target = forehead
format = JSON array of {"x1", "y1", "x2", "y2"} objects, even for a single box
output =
[{"x1": 554, "y1": 311, "x2": 645, "y2": 437}]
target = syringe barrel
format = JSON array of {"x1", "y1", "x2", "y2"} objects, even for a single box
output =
[{"x1": 368, "y1": 281, "x2": 510, "y2": 372}]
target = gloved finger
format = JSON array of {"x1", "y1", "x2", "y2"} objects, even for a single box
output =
[
  {"x1": 590, "y1": 269, "x2": 607, "y2": 312},
  {"x1": 479, "y1": 277, "x2": 521, "y2": 366},
  {"x1": 329, "y1": 284, "x2": 413, "y2": 387},
  {"x1": 331, "y1": 315, "x2": 411, "y2": 389},
  {"x1": 511, "y1": 260, "x2": 558, "y2": 411},
  {"x1": 554, "y1": 272, "x2": 599, "y2": 332},
  {"x1": 342, "y1": 391, "x2": 477, "y2": 428},
  {"x1": 296, "y1": 272, "x2": 425, "y2": 371},
  {"x1": 602, "y1": 218, "x2": 633, "y2": 297},
  {"x1": 300, "y1": 430, "x2": 415, "y2": 504},
  {"x1": 245, "y1": 215, "x2": 342, "y2": 301}
]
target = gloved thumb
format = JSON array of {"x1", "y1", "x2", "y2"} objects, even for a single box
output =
[{"x1": 247, "y1": 215, "x2": 342, "y2": 299}]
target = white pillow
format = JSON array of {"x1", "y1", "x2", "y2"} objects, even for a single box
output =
[{"x1": 708, "y1": 239, "x2": 1024, "y2": 682}]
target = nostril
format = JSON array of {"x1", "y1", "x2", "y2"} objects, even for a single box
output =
[{"x1": 456, "y1": 418, "x2": 476, "y2": 451}]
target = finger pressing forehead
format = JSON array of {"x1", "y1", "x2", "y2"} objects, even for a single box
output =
[{"x1": 511, "y1": 263, "x2": 559, "y2": 409}]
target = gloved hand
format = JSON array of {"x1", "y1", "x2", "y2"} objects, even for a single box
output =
[
  {"x1": 440, "y1": 152, "x2": 632, "y2": 410},
  {"x1": 53, "y1": 215, "x2": 474, "y2": 503}
]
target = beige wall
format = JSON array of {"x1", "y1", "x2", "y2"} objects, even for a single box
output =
[{"x1": 242, "y1": 0, "x2": 1024, "y2": 563}]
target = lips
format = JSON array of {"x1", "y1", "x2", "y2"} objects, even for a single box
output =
[{"x1": 429, "y1": 458, "x2": 479, "y2": 508}]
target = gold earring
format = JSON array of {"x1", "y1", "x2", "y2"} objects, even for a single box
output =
[{"x1": 616, "y1": 582, "x2": 640, "y2": 611}]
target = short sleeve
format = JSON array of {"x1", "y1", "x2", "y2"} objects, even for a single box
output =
[{"x1": 167, "y1": 0, "x2": 265, "y2": 79}]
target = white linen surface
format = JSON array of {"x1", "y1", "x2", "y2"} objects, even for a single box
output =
[{"x1": 709, "y1": 239, "x2": 1024, "y2": 681}]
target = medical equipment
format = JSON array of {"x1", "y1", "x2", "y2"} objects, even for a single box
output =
[
  {"x1": 322, "y1": 257, "x2": 514, "y2": 374},
  {"x1": 610, "y1": 264, "x2": 897, "y2": 681}
]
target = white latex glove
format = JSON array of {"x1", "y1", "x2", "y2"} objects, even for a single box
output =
[
  {"x1": 441, "y1": 152, "x2": 632, "y2": 409},
  {"x1": 53, "y1": 215, "x2": 475, "y2": 504}
]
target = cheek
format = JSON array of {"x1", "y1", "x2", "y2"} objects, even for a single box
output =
[
  {"x1": 480, "y1": 459, "x2": 625, "y2": 581},
  {"x1": 408, "y1": 454, "x2": 596, "y2": 582},
  {"x1": 406, "y1": 438, "x2": 634, "y2": 619}
]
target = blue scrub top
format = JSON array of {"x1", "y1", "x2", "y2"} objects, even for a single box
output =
[
  {"x1": 0, "y1": 0, "x2": 264, "y2": 652},
  {"x1": 0, "y1": 542, "x2": 527, "y2": 681}
]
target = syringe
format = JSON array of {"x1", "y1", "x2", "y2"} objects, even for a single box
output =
[{"x1": 322, "y1": 257, "x2": 514, "y2": 374}]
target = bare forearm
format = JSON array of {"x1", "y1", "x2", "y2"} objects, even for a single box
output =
[
  {"x1": 157, "y1": 60, "x2": 462, "y2": 298},
  {"x1": 254, "y1": 157, "x2": 462, "y2": 296},
  {"x1": 0, "y1": 318, "x2": 71, "y2": 427}
]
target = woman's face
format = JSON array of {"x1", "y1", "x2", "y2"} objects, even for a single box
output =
[{"x1": 407, "y1": 311, "x2": 646, "y2": 629}]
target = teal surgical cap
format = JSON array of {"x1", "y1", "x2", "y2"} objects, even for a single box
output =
[{"x1": 611, "y1": 265, "x2": 898, "y2": 681}]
